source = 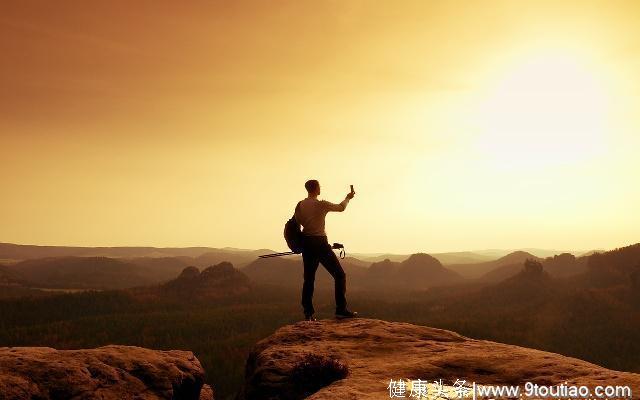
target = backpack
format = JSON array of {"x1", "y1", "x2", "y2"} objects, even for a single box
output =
[{"x1": 284, "y1": 202, "x2": 304, "y2": 253}]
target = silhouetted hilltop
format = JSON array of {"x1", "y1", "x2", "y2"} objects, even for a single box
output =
[
  {"x1": 448, "y1": 250, "x2": 540, "y2": 280},
  {"x1": 501, "y1": 250, "x2": 539, "y2": 264},
  {"x1": 160, "y1": 262, "x2": 252, "y2": 299},
  {"x1": 455, "y1": 250, "x2": 593, "y2": 283},
  {"x1": 238, "y1": 318, "x2": 640, "y2": 399},
  {"x1": 393, "y1": 253, "x2": 463, "y2": 288},
  {"x1": 341, "y1": 256, "x2": 371, "y2": 268},
  {"x1": 445, "y1": 259, "x2": 556, "y2": 311},
  {"x1": 586, "y1": 243, "x2": 640, "y2": 287},
  {"x1": 366, "y1": 253, "x2": 463, "y2": 289},
  {"x1": 477, "y1": 251, "x2": 543, "y2": 282},
  {"x1": 579, "y1": 249, "x2": 606, "y2": 257},
  {"x1": 367, "y1": 258, "x2": 400, "y2": 275},
  {"x1": 497, "y1": 259, "x2": 553, "y2": 295},
  {"x1": 543, "y1": 252, "x2": 587, "y2": 277}
]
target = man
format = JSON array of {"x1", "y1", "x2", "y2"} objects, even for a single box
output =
[{"x1": 295, "y1": 179, "x2": 357, "y2": 321}]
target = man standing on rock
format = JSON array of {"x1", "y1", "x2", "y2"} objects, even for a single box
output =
[{"x1": 295, "y1": 179, "x2": 358, "y2": 321}]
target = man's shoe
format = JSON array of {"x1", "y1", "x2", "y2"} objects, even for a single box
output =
[
  {"x1": 335, "y1": 309, "x2": 358, "y2": 319},
  {"x1": 305, "y1": 314, "x2": 317, "y2": 321}
]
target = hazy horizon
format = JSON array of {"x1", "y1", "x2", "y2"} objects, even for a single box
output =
[
  {"x1": 0, "y1": 239, "x2": 606, "y2": 258},
  {"x1": 2, "y1": 1, "x2": 639, "y2": 253}
]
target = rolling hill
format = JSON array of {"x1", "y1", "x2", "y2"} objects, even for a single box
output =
[
  {"x1": 6, "y1": 257, "x2": 152, "y2": 290},
  {"x1": 131, "y1": 262, "x2": 253, "y2": 301},
  {"x1": 447, "y1": 250, "x2": 540, "y2": 280}
]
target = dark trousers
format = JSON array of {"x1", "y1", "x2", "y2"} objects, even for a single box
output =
[{"x1": 301, "y1": 235, "x2": 347, "y2": 316}]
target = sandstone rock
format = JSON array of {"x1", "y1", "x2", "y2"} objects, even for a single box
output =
[
  {"x1": 160, "y1": 263, "x2": 251, "y2": 299},
  {"x1": 0, "y1": 345, "x2": 213, "y2": 400},
  {"x1": 240, "y1": 318, "x2": 640, "y2": 399}
]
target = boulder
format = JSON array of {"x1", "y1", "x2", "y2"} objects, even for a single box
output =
[{"x1": 0, "y1": 345, "x2": 213, "y2": 400}]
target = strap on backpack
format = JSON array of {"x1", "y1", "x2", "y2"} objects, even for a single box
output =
[{"x1": 293, "y1": 201, "x2": 301, "y2": 222}]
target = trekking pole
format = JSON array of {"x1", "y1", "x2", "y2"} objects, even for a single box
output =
[
  {"x1": 258, "y1": 251, "x2": 297, "y2": 258},
  {"x1": 259, "y1": 243, "x2": 345, "y2": 259}
]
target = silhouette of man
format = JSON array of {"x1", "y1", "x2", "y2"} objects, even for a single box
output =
[{"x1": 295, "y1": 179, "x2": 357, "y2": 321}]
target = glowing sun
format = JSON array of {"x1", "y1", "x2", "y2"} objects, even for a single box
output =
[{"x1": 476, "y1": 51, "x2": 611, "y2": 169}]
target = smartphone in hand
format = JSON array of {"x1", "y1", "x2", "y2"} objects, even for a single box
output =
[{"x1": 348, "y1": 185, "x2": 355, "y2": 199}]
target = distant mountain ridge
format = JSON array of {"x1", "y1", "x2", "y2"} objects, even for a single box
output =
[
  {"x1": 341, "y1": 247, "x2": 580, "y2": 265},
  {"x1": 0, "y1": 242, "x2": 270, "y2": 265},
  {"x1": 1, "y1": 242, "x2": 582, "y2": 264},
  {"x1": 6, "y1": 257, "x2": 151, "y2": 290},
  {"x1": 243, "y1": 252, "x2": 463, "y2": 291},
  {"x1": 447, "y1": 250, "x2": 541, "y2": 280},
  {"x1": 0, "y1": 242, "x2": 631, "y2": 295}
]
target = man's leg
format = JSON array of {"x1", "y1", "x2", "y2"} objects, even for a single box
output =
[
  {"x1": 301, "y1": 249, "x2": 320, "y2": 317},
  {"x1": 318, "y1": 241, "x2": 347, "y2": 313}
]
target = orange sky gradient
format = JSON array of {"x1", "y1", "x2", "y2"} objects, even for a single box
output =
[{"x1": 1, "y1": 1, "x2": 639, "y2": 253}]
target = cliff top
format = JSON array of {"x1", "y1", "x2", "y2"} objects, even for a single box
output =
[{"x1": 241, "y1": 318, "x2": 640, "y2": 399}]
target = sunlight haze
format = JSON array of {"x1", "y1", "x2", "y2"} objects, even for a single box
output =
[{"x1": 1, "y1": 0, "x2": 639, "y2": 253}]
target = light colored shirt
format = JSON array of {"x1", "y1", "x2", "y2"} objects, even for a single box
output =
[{"x1": 295, "y1": 197, "x2": 350, "y2": 236}]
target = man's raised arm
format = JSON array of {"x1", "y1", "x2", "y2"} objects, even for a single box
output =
[{"x1": 323, "y1": 186, "x2": 356, "y2": 212}]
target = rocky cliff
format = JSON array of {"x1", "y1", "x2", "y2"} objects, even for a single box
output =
[
  {"x1": 0, "y1": 345, "x2": 213, "y2": 400},
  {"x1": 239, "y1": 318, "x2": 640, "y2": 399}
]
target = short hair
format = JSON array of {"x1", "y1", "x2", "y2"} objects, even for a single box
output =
[{"x1": 305, "y1": 179, "x2": 319, "y2": 192}]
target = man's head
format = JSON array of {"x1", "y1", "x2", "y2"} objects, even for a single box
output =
[{"x1": 305, "y1": 179, "x2": 320, "y2": 196}]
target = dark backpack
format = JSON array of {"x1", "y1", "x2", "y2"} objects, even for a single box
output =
[{"x1": 284, "y1": 202, "x2": 304, "y2": 253}]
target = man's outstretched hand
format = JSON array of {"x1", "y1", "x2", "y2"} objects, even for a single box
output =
[{"x1": 346, "y1": 185, "x2": 356, "y2": 199}]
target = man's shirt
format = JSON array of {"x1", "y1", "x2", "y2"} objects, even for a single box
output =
[{"x1": 294, "y1": 197, "x2": 350, "y2": 237}]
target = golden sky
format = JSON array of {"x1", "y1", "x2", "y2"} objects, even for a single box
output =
[{"x1": 1, "y1": 1, "x2": 639, "y2": 253}]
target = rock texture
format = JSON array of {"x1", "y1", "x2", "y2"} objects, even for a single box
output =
[
  {"x1": 240, "y1": 318, "x2": 640, "y2": 399},
  {"x1": 0, "y1": 345, "x2": 213, "y2": 400}
]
